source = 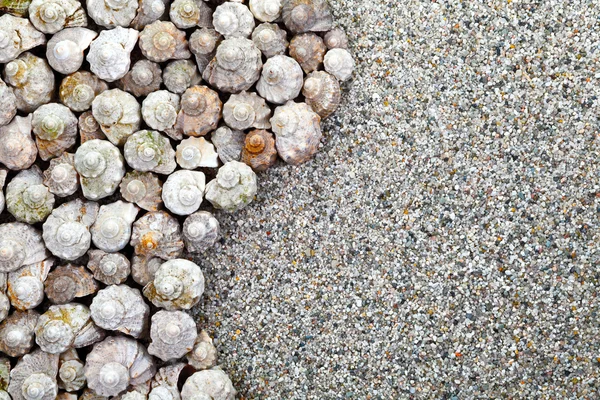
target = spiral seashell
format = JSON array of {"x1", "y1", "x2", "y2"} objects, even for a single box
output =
[
  {"x1": 271, "y1": 100, "x2": 322, "y2": 165},
  {"x1": 44, "y1": 265, "x2": 98, "y2": 305},
  {"x1": 58, "y1": 349, "x2": 85, "y2": 392},
  {"x1": 79, "y1": 112, "x2": 106, "y2": 143},
  {"x1": 4, "y1": 53, "x2": 55, "y2": 113},
  {"x1": 162, "y1": 170, "x2": 206, "y2": 216},
  {"x1": 189, "y1": 29, "x2": 222, "y2": 74},
  {"x1": 249, "y1": 0, "x2": 281, "y2": 22},
  {"x1": 205, "y1": 160, "x2": 258, "y2": 212},
  {"x1": 252, "y1": 23, "x2": 289, "y2": 58},
  {"x1": 32, "y1": 103, "x2": 78, "y2": 161},
  {"x1": 187, "y1": 330, "x2": 218, "y2": 370},
  {"x1": 28, "y1": 0, "x2": 87, "y2": 34},
  {"x1": 139, "y1": 21, "x2": 191, "y2": 63},
  {"x1": 257, "y1": 55, "x2": 303, "y2": 105},
  {"x1": 119, "y1": 60, "x2": 163, "y2": 98},
  {"x1": 7, "y1": 259, "x2": 52, "y2": 311},
  {"x1": 42, "y1": 153, "x2": 79, "y2": 197},
  {"x1": 0, "y1": 310, "x2": 39, "y2": 357},
  {"x1": 0, "y1": 222, "x2": 48, "y2": 273},
  {"x1": 75, "y1": 140, "x2": 126, "y2": 200},
  {"x1": 87, "y1": 27, "x2": 139, "y2": 82},
  {"x1": 211, "y1": 126, "x2": 245, "y2": 164},
  {"x1": 0, "y1": 0, "x2": 32, "y2": 17},
  {"x1": 163, "y1": 59, "x2": 202, "y2": 95},
  {"x1": 323, "y1": 48, "x2": 354, "y2": 82},
  {"x1": 203, "y1": 38, "x2": 262, "y2": 94},
  {"x1": 0, "y1": 79, "x2": 17, "y2": 127},
  {"x1": 88, "y1": 0, "x2": 139, "y2": 28},
  {"x1": 176, "y1": 137, "x2": 219, "y2": 169},
  {"x1": 176, "y1": 85, "x2": 222, "y2": 137},
  {"x1": 143, "y1": 258, "x2": 205, "y2": 310},
  {"x1": 130, "y1": 0, "x2": 168, "y2": 30},
  {"x1": 223, "y1": 91, "x2": 272, "y2": 131},
  {"x1": 91, "y1": 201, "x2": 140, "y2": 253},
  {"x1": 131, "y1": 255, "x2": 163, "y2": 286},
  {"x1": 92, "y1": 89, "x2": 141, "y2": 146},
  {"x1": 7, "y1": 349, "x2": 59, "y2": 400},
  {"x1": 6, "y1": 166, "x2": 55, "y2": 224},
  {"x1": 169, "y1": 0, "x2": 212, "y2": 29},
  {"x1": 90, "y1": 285, "x2": 149, "y2": 338},
  {"x1": 0, "y1": 170, "x2": 6, "y2": 215},
  {"x1": 142, "y1": 90, "x2": 181, "y2": 131},
  {"x1": 120, "y1": 171, "x2": 163, "y2": 212},
  {"x1": 242, "y1": 129, "x2": 277, "y2": 172},
  {"x1": 124, "y1": 130, "x2": 177, "y2": 175},
  {"x1": 302, "y1": 70, "x2": 341, "y2": 118},
  {"x1": 130, "y1": 210, "x2": 184, "y2": 259},
  {"x1": 148, "y1": 310, "x2": 197, "y2": 361},
  {"x1": 0, "y1": 15, "x2": 45, "y2": 63},
  {"x1": 324, "y1": 27, "x2": 348, "y2": 49},
  {"x1": 182, "y1": 211, "x2": 220, "y2": 253},
  {"x1": 87, "y1": 249, "x2": 131, "y2": 285},
  {"x1": 47, "y1": 28, "x2": 98, "y2": 75},
  {"x1": 149, "y1": 363, "x2": 186, "y2": 400},
  {"x1": 0, "y1": 115, "x2": 37, "y2": 170},
  {"x1": 213, "y1": 2, "x2": 255, "y2": 39},
  {"x1": 289, "y1": 32, "x2": 326, "y2": 73},
  {"x1": 181, "y1": 369, "x2": 236, "y2": 400},
  {"x1": 281, "y1": 0, "x2": 332, "y2": 33},
  {"x1": 60, "y1": 72, "x2": 108, "y2": 113}
]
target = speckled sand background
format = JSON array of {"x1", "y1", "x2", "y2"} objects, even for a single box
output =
[{"x1": 194, "y1": 1, "x2": 600, "y2": 398}]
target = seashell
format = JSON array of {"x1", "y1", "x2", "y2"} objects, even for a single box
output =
[
  {"x1": 163, "y1": 60, "x2": 202, "y2": 95},
  {"x1": 0, "y1": 79, "x2": 17, "y2": 127},
  {"x1": 43, "y1": 152, "x2": 79, "y2": 197},
  {"x1": 203, "y1": 38, "x2": 262, "y2": 94},
  {"x1": 47, "y1": 28, "x2": 98, "y2": 75},
  {"x1": 0, "y1": 170, "x2": 5, "y2": 215},
  {"x1": 92, "y1": 89, "x2": 142, "y2": 146},
  {"x1": 176, "y1": 85, "x2": 222, "y2": 137},
  {"x1": 80, "y1": 388, "x2": 109, "y2": 400},
  {"x1": 7, "y1": 349, "x2": 59, "y2": 400},
  {"x1": 79, "y1": 112, "x2": 106, "y2": 143},
  {"x1": 181, "y1": 369, "x2": 236, "y2": 400},
  {"x1": 87, "y1": 27, "x2": 138, "y2": 82},
  {"x1": 139, "y1": 21, "x2": 191, "y2": 63},
  {"x1": 324, "y1": 27, "x2": 348, "y2": 49},
  {"x1": 7, "y1": 259, "x2": 53, "y2": 311},
  {"x1": 120, "y1": 171, "x2": 163, "y2": 212},
  {"x1": 249, "y1": 0, "x2": 281, "y2": 22},
  {"x1": 4, "y1": 53, "x2": 55, "y2": 113},
  {"x1": 241, "y1": 129, "x2": 277, "y2": 172},
  {"x1": 323, "y1": 48, "x2": 354, "y2": 82},
  {"x1": 130, "y1": 0, "x2": 168, "y2": 30},
  {"x1": 57, "y1": 392, "x2": 78, "y2": 400},
  {"x1": 176, "y1": 137, "x2": 219, "y2": 169},
  {"x1": 44, "y1": 265, "x2": 98, "y2": 305},
  {"x1": 131, "y1": 255, "x2": 163, "y2": 286},
  {"x1": 118, "y1": 60, "x2": 162, "y2": 98},
  {"x1": 90, "y1": 285, "x2": 149, "y2": 338},
  {"x1": 204, "y1": 161, "x2": 257, "y2": 212},
  {"x1": 223, "y1": 91, "x2": 271, "y2": 130},
  {"x1": 281, "y1": 0, "x2": 332, "y2": 34},
  {"x1": 213, "y1": 2, "x2": 255, "y2": 39},
  {"x1": 88, "y1": 0, "x2": 139, "y2": 28},
  {"x1": 302, "y1": 70, "x2": 340, "y2": 118},
  {"x1": 289, "y1": 33, "x2": 326, "y2": 73},
  {"x1": 162, "y1": 170, "x2": 205, "y2": 216},
  {"x1": 189, "y1": 28, "x2": 222, "y2": 74},
  {"x1": 210, "y1": 126, "x2": 245, "y2": 164},
  {"x1": 0, "y1": 222, "x2": 48, "y2": 273},
  {"x1": 187, "y1": 330, "x2": 218, "y2": 370},
  {"x1": 60, "y1": 72, "x2": 108, "y2": 113},
  {"x1": 85, "y1": 336, "x2": 156, "y2": 397},
  {"x1": 256, "y1": 55, "x2": 303, "y2": 105},
  {"x1": 124, "y1": 130, "x2": 177, "y2": 175},
  {"x1": 29, "y1": 0, "x2": 86, "y2": 34},
  {"x1": 148, "y1": 310, "x2": 197, "y2": 361},
  {"x1": 91, "y1": 201, "x2": 140, "y2": 253},
  {"x1": 143, "y1": 258, "x2": 205, "y2": 310},
  {"x1": 0, "y1": 0, "x2": 32, "y2": 17},
  {"x1": 35, "y1": 303, "x2": 103, "y2": 354},
  {"x1": 6, "y1": 166, "x2": 55, "y2": 224},
  {"x1": 182, "y1": 211, "x2": 220, "y2": 253},
  {"x1": 0, "y1": 310, "x2": 39, "y2": 357},
  {"x1": 58, "y1": 349, "x2": 85, "y2": 392},
  {"x1": 0, "y1": 115, "x2": 37, "y2": 170},
  {"x1": 32, "y1": 103, "x2": 78, "y2": 161},
  {"x1": 0, "y1": 357, "x2": 9, "y2": 390},
  {"x1": 74, "y1": 140, "x2": 126, "y2": 200},
  {"x1": 169, "y1": 0, "x2": 212, "y2": 29},
  {"x1": 0, "y1": 15, "x2": 45, "y2": 64},
  {"x1": 271, "y1": 100, "x2": 322, "y2": 165},
  {"x1": 142, "y1": 90, "x2": 180, "y2": 131},
  {"x1": 87, "y1": 249, "x2": 131, "y2": 285},
  {"x1": 130, "y1": 210, "x2": 184, "y2": 259},
  {"x1": 149, "y1": 363, "x2": 186, "y2": 400},
  {"x1": 252, "y1": 23, "x2": 288, "y2": 58}
]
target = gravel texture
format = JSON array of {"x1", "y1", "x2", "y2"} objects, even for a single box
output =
[{"x1": 194, "y1": 0, "x2": 600, "y2": 398}]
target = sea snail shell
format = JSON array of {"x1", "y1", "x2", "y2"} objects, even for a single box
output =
[
  {"x1": 148, "y1": 310, "x2": 197, "y2": 361},
  {"x1": 186, "y1": 330, "x2": 218, "y2": 370},
  {"x1": 28, "y1": 0, "x2": 87, "y2": 34},
  {"x1": 170, "y1": 0, "x2": 213, "y2": 29},
  {"x1": 163, "y1": 59, "x2": 202, "y2": 95},
  {"x1": 176, "y1": 85, "x2": 222, "y2": 137},
  {"x1": 119, "y1": 60, "x2": 163, "y2": 98},
  {"x1": 119, "y1": 171, "x2": 163, "y2": 212},
  {"x1": 0, "y1": 15, "x2": 46, "y2": 63},
  {"x1": 0, "y1": 310, "x2": 39, "y2": 357},
  {"x1": 213, "y1": 2, "x2": 255, "y2": 39},
  {"x1": 162, "y1": 170, "x2": 206, "y2": 216},
  {"x1": 142, "y1": 91, "x2": 181, "y2": 132},
  {"x1": 0, "y1": 222, "x2": 48, "y2": 273},
  {"x1": 130, "y1": 210, "x2": 184, "y2": 260},
  {"x1": 256, "y1": 55, "x2": 303, "y2": 105},
  {"x1": 211, "y1": 126, "x2": 245, "y2": 164},
  {"x1": 204, "y1": 161, "x2": 258, "y2": 213},
  {"x1": 139, "y1": 21, "x2": 191, "y2": 63},
  {"x1": 90, "y1": 201, "x2": 140, "y2": 253},
  {"x1": 6, "y1": 166, "x2": 55, "y2": 224},
  {"x1": 4, "y1": 53, "x2": 55, "y2": 113},
  {"x1": 47, "y1": 28, "x2": 98, "y2": 75},
  {"x1": 92, "y1": 88, "x2": 142, "y2": 146},
  {"x1": 74, "y1": 139, "x2": 126, "y2": 201},
  {"x1": 7, "y1": 259, "x2": 53, "y2": 311},
  {"x1": 60, "y1": 71, "x2": 109, "y2": 113},
  {"x1": 90, "y1": 285, "x2": 149, "y2": 338},
  {"x1": 87, "y1": 0, "x2": 139, "y2": 28},
  {"x1": 87, "y1": 249, "x2": 131, "y2": 285},
  {"x1": 181, "y1": 369, "x2": 237, "y2": 400},
  {"x1": 143, "y1": 258, "x2": 205, "y2": 310},
  {"x1": 7, "y1": 349, "x2": 59, "y2": 400},
  {"x1": 124, "y1": 130, "x2": 177, "y2": 175},
  {"x1": 0, "y1": 116, "x2": 37, "y2": 171},
  {"x1": 58, "y1": 350, "x2": 86, "y2": 392},
  {"x1": 249, "y1": 0, "x2": 282, "y2": 22},
  {"x1": 223, "y1": 91, "x2": 272, "y2": 131},
  {"x1": 323, "y1": 48, "x2": 355, "y2": 82},
  {"x1": 44, "y1": 264, "x2": 98, "y2": 305},
  {"x1": 87, "y1": 27, "x2": 139, "y2": 82},
  {"x1": 241, "y1": 129, "x2": 278, "y2": 172},
  {"x1": 302, "y1": 70, "x2": 341, "y2": 118},
  {"x1": 281, "y1": 0, "x2": 333, "y2": 34},
  {"x1": 43, "y1": 153, "x2": 79, "y2": 197},
  {"x1": 0, "y1": 79, "x2": 17, "y2": 128},
  {"x1": 182, "y1": 211, "x2": 220, "y2": 253},
  {"x1": 176, "y1": 137, "x2": 219, "y2": 169},
  {"x1": 32, "y1": 103, "x2": 78, "y2": 161},
  {"x1": 252, "y1": 23, "x2": 289, "y2": 58}
]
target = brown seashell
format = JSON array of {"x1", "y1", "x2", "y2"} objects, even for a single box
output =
[
  {"x1": 176, "y1": 85, "x2": 222, "y2": 137},
  {"x1": 118, "y1": 60, "x2": 163, "y2": 98},
  {"x1": 78, "y1": 112, "x2": 106, "y2": 143},
  {"x1": 324, "y1": 27, "x2": 348, "y2": 49},
  {"x1": 79, "y1": 388, "x2": 108, "y2": 400},
  {"x1": 120, "y1": 171, "x2": 163, "y2": 212},
  {"x1": 242, "y1": 129, "x2": 277, "y2": 172},
  {"x1": 163, "y1": 59, "x2": 202, "y2": 94},
  {"x1": 131, "y1": 255, "x2": 163, "y2": 287},
  {"x1": 169, "y1": 0, "x2": 212, "y2": 29},
  {"x1": 189, "y1": 28, "x2": 222, "y2": 74},
  {"x1": 7, "y1": 258, "x2": 53, "y2": 311},
  {"x1": 59, "y1": 72, "x2": 108, "y2": 113},
  {"x1": 252, "y1": 23, "x2": 288, "y2": 58},
  {"x1": 87, "y1": 249, "x2": 131, "y2": 285},
  {"x1": 302, "y1": 70, "x2": 341, "y2": 118},
  {"x1": 139, "y1": 21, "x2": 191, "y2": 63},
  {"x1": 130, "y1": 0, "x2": 169, "y2": 30},
  {"x1": 0, "y1": 310, "x2": 38, "y2": 357},
  {"x1": 44, "y1": 264, "x2": 98, "y2": 305},
  {"x1": 43, "y1": 152, "x2": 79, "y2": 197},
  {"x1": 281, "y1": 0, "x2": 333, "y2": 33},
  {"x1": 289, "y1": 33, "x2": 326, "y2": 73},
  {"x1": 130, "y1": 211, "x2": 184, "y2": 259},
  {"x1": 0, "y1": 115, "x2": 37, "y2": 170}
]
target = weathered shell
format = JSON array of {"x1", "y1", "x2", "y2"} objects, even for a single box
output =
[
  {"x1": 85, "y1": 336, "x2": 156, "y2": 397},
  {"x1": 29, "y1": 0, "x2": 86, "y2": 34},
  {"x1": 203, "y1": 38, "x2": 262, "y2": 94},
  {"x1": 87, "y1": 250, "x2": 131, "y2": 285},
  {"x1": 58, "y1": 349, "x2": 86, "y2": 392},
  {"x1": 124, "y1": 130, "x2": 177, "y2": 175},
  {"x1": 7, "y1": 349, "x2": 59, "y2": 400},
  {"x1": 130, "y1": 0, "x2": 168, "y2": 30},
  {"x1": 0, "y1": 222, "x2": 48, "y2": 273},
  {"x1": 92, "y1": 89, "x2": 141, "y2": 146},
  {"x1": 323, "y1": 48, "x2": 354, "y2": 81},
  {"x1": 204, "y1": 161, "x2": 257, "y2": 212},
  {"x1": 142, "y1": 90, "x2": 180, "y2": 131},
  {"x1": 303, "y1": 70, "x2": 340, "y2": 118},
  {"x1": 139, "y1": 21, "x2": 191, "y2": 63},
  {"x1": 162, "y1": 170, "x2": 205, "y2": 216},
  {"x1": 32, "y1": 103, "x2": 78, "y2": 160},
  {"x1": 45, "y1": 265, "x2": 98, "y2": 305},
  {"x1": 119, "y1": 60, "x2": 162, "y2": 98},
  {"x1": 0, "y1": 357, "x2": 9, "y2": 390},
  {"x1": 0, "y1": 15, "x2": 45, "y2": 64},
  {"x1": 80, "y1": 388, "x2": 109, "y2": 400},
  {"x1": 149, "y1": 363, "x2": 186, "y2": 400},
  {"x1": 176, "y1": 85, "x2": 222, "y2": 137},
  {"x1": 60, "y1": 72, "x2": 108, "y2": 113},
  {"x1": 0, "y1": 310, "x2": 39, "y2": 357},
  {"x1": 120, "y1": 171, "x2": 163, "y2": 212},
  {"x1": 289, "y1": 33, "x2": 326, "y2": 73},
  {"x1": 6, "y1": 166, "x2": 55, "y2": 224},
  {"x1": 0, "y1": 115, "x2": 37, "y2": 170},
  {"x1": 88, "y1": 0, "x2": 139, "y2": 28},
  {"x1": 223, "y1": 91, "x2": 271, "y2": 131},
  {"x1": 242, "y1": 129, "x2": 277, "y2": 172},
  {"x1": 130, "y1": 211, "x2": 184, "y2": 259},
  {"x1": 0, "y1": 170, "x2": 5, "y2": 215},
  {"x1": 281, "y1": 0, "x2": 332, "y2": 33},
  {"x1": 91, "y1": 201, "x2": 140, "y2": 253},
  {"x1": 79, "y1": 112, "x2": 106, "y2": 143},
  {"x1": 90, "y1": 285, "x2": 149, "y2": 338},
  {"x1": 189, "y1": 28, "x2": 221, "y2": 74},
  {"x1": 181, "y1": 369, "x2": 236, "y2": 400},
  {"x1": 183, "y1": 211, "x2": 220, "y2": 253},
  {"x1": 7, "y1": 259, "x2": 52, "y2": 311},
  {"x1": 57, "y1": 392, "x2": 78, "y2": 400},
  {"x1": 43, "y1": 153, "x2": 78, "y2": 197},
  {"x1": 4, "y1": 53, "x2": 55, "y2": 113},
  {"x1": 75, "y1": 140, "x2": 126, "y2": 200},
  {"x1": 271, "y1": 100, "x2": 322, "y2": 164},
  {"x1": 47, "y1": 28, "x2": 98, "y2": 75},
  {"x1": 163, "y1": 60, "x2": 201, "y2": 95},
  {"x1": 0, "y1": 0, "x2": 32, "y2": 17},
  {"x1": 187, "y1": 330, "x2": 218, "y2": 370},
  {"x1": 0, "y1": 79, "x2": 17, "y2": 127},
  {"x1": 169, "y1": 0, "x2": 212, "y2": 29},
  {"x1": 87, "y1": 27, "x2": 138, "y2": 82},
  {"x1": 148, "y1": 310, "x2": 197, "y2": 361},
  {"x1": 176, "y1": 137, "x2": 219, "y2": 169},
  {"x1": 131, "y1": 255, "x2": 163, "y2": 286},
  {"x1": 213, "y1": 2, "x2": 255, "y2": 39},
  {"x1": 143, "y1": 259, "x2": 204, "y2": 310},
  {"x1": 249, "y1": 0, "x2": 281, "y2": 22},
  {"x1": 211, "y1": 126, "x2": 245, "y2": 164},
  {"x1": 324, "y1": 27, "x2": 348, "y2": 49},
  {"x1": 257, "y1": 55, "x2": 303, "y2": 104},
  {"x1": 253, "y1": 23, "x2": 288, "y2": 59},
  {"x1": 42, "y1": 199, "x2": 99, "y2": 261}
]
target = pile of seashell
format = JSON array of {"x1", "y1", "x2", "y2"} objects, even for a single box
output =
[{"x1": 0, "y1": 0, "x2": 354, "y2": 398}]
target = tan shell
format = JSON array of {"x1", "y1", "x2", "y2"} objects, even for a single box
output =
[
  {"x1": 176, "y1": 137, "x2": 219, "y2": 169},
  {"x1": 90, "y1": 285, "x2": 149, "y2": 338},
  {"x1": 131, "y1": 255, "x2": 163, "y2": 286},
  {"x1": 43, "y1": 153, "x2": 79, "y2": 197},
  {"x1": 29, "y1": 0, "x2": 87, "y2": 34},
  {"x1": 213, "y1": 2, "x2": 255, "y2": 39},
  {"x1": 130, "y1": 210, "x2": 184, "y2": 259},
  {"x1": 148, "y1": 310, "x2": 197, "y2": 361},
  {"x1": 124, "y1": 130, "x2": 177, "y2": 175},
  {"x1": 7, "y1": 259, "x2": 53, "y2": 311},
  {"x1": 0, "y1": 310, "x2": 39, "y2": 357},
  {"x1": 211, "y1": 126, "x2": 245, "y2": 164},
  {"x1": 182, "y1": 211, "x2": 220, "y2": 253},
  {"x1": 0, "y1": 79, "x2": 17, "y2": 127},
  {"x1": 169, "y1": 0, "x2": 212, "y2": 29},
  {"x1": 57, "y1": 392, "x2": 78, "y2": 400},
  {"x1": 252, "y1": 23, "x2": 288, "y2": 58},
  {"x1": 281, "y1": 0, "x2": 332, "y2": 33},
  {"x1": 60, "y1": 72, "x2": 109, "y2": 113},
  {"x1": 189, "y1": 28, "x2": 222, "y2": 74},
  {"x1": 0, "y1": 0, "x2": 32, "y2": 17},
  {"x1": 87, "y1": 0, "x2": 138, "y2": 28},
  {"x1": 163, "y1": 59, "x2": 202, "y2": 94},
  {"x1": 143, "y1": 258, "x2": 205, "y2": 310},
  {"x1": 181, "y1": 369, "x2": 236, "y2": 400},
  {"x1": 139, "y1": 21, "x2": 191, "y2": 63},
  {"x1": 32, "y1": 103, "x2": 78, "y2": 161},
  {"x1": 257, "y1": 55, "x2": 303, "y2": 104},
  {"x1": 142, "y1": 90, "x2": 180, "y2": 131},
  {"x1": 223, "y1": 91, "x2": 271, "y2": 131},
  {"x1": 149, "y1": 363, "x2": 186, "y2": 399},
  {"x1": 6, "y1": 166, "x2": 55, "y2": 224},
  {"x1": 87, "y1": 27, "x2": 138, "y2": 82},
  {"x1": 242, "y1": 129, "x2": 277, "y2": 172},
  {"x1": 187, "y1": 330, "x2": 218, "y2": 370},
  {"x1": 44, "y1": 265, "x2": 98, "y2": 305},
  {"x1": 78, "y1": 112, "x2": 106, "y2": 143},
  {"x1": 323, "y1": 48, "x2": 354, "y2": 82},
  {"x1": 91, "y1": 201, "x2": 140, "y2": 253},
  {"x1": 176, "y1": 85, "x2": 222, "y2": 137},
  {"x1": 79, "y1": 388, "x2": 109, "y2": 400},
  {"x1": 92, "y1": 89, "x2": 142, "y2": 146},
  {"x1": 204, "y1": 161, "x2": 257, "y2": 212},
  {"x1": 249, "y1": 0, "x2": 281, "y2": 22},
  {"x1": 7, "y1": 349, "x2": 59, "y2": 400},
  {"x1": 289, "y1": 33, "x2": 326, "y2": 73},
  {"x1": 162, "y1": 170, "x2": 205, "y2": 216},
  {"x1": 302, "y1": 70, "x2": 340, "y2": 118},
  {"x1": 131, "y1": 0, "x2": 168, "y2": 30},
  {"x1": 0, "y1": 115, "x2": 37, "y2": 170},
  {"x1": 3, "y1": 52, "x2": 55, "y2": 113},
  {"x1": 324, "y1": 27, "x2": 348, "y2": 49},
  {"x1": 271, "y1": 100, "x2": 322, "y2": 165},
  {"x1": 118, "y1": 60, "x2": 163, "y2": 98},
  {"x1": 58, "y1": 349, "x2": 85, "y2": 392},
  {"x1": 0, "y1": 14, "x2": 46, "y2": 63},
  {"x1": 47, "y1": 28, "x2": 98, "y2": 75},
  {"x1": 119, "y1": 171, "x2": 163, "y2": 212},
  {"x1": 0, "y1": 222, "x2": 48, "y2": 273},
  {"x1": 75, "y1": 140, "x2": 126, "y2": 201},
  {"x1": 87, "y1": 249, "x2": 131, "y2": 285}
]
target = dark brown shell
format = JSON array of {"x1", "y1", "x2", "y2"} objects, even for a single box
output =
[
  {"x1": 289, "y1": 33, "x2": 326, "y2": 73},
  {"x1": 118, "y1": 60, "x2": 163, "y2": 98},
  {"x1": 281, "y1": 0, "x2": 333, "y2": 33},
  {"x1": 78, "y1": 111, "x2": 106, "y2": 143},
  {"x1": 241, "y1": 129, "x2": 277, "y2": 172},
  {"x1": 176, "y1": 85, "x2": 222, "y2": 137},
  {"x1": 44, "y1": 264, "x2": 98, "y2": 304}
]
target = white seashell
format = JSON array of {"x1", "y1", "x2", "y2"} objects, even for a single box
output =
[
  {"x1": 271, "y1": 100, "x2": 322, "y2": 165},
  {"x1": 87, "y1": 27, "x2": 139, "y2": 82},
  {"x1": 32, "y1": 103, "x2": 78, "y2": 161},
  {"x1": 0, "y1": 310, "x2": 39, "y2": 357},
  {"x1": 6, "y1": 166, "x2": 55, "y2": 224},
  {"x1": 91, "y1": 201, "x2": 140, "y2": 253},
  {"x1": 163, "y1": 59, "x2": 202, "y2": 94},
  {"x1": 281, "y1": 0, "x2": 333, "y2": 34},
  {"x1": 187, "y1": 330, "x2": 218, "y2": 370},
  {"x1": 142, "y1": 90, "x2": 180, "y2": 131},
  {"x1": 162, "y1": 170, "x2": 205, "y2": 216},
  {"x1": 131, "y1": 255, "x2": 163, "y2": 286},
  {"x1": 149, "y1": 363, "x2": 185, "y2": 400},
  {"x1": 0, "y1": 15, "x2": 46, "y2": 63},
  {"x1": 139, "y1": 21, "x2": 191, "y2": 63},
  {"x1": 213, "y1": 2, "x2": 255, "y2": 39},
  {"x1": 120, "y1": 171, "x2": 163, "y2": 212},
  {"x1": 92, "y1": 89, "x2": 141, "y2": 146},
  {"x1": 58, "y1": 349, "x2": 85, "y2": 392},
  {"x1": 256, "y1": 55, "x2": 303, "y2": 104},
  {"x1": 130, "y1": 210, "x2": 184, "y2": 259},
  {"x1": 119, "y1": 60, "x2": 163, "y2": 98},
  {"x1": 169, "y1": 0, "x2": 212, "y2": 29},
  {"x1": 182, "y1": 211, "x2": 220, "y2": 253},
  {"x1": 176, "y1": 85, "x2": 222, "y2": 137},
  {"x1": 211, "y1": 126, "x2": 245, "y2": 164},
  {"x1": 75, "y1": 140, "x2": 126, "y2": 201},
  {"x1": 60, "y1": 72, "x2": 109, "y2": 113},
  {"x1": 176, "y1": 137, "x2": 219, "y2": 169},
  {"x1": 323, "y1": 48, "x2": 354, "y2": 81},
  {"x1": 43, "y1": 153, "x2": 79, "y2": 197},
  {"x1": 124, "y1": 130, "x2": 177, "y2": 175},
  {"x1": 131, "y1": 0, "x2": 168, "y2": 30},
  {"x1": 143, "y1": 258, "x2": 205, "y2": 310},
  {"x1": 7, "y1": 259, "x2": 53, "y2": 311},
  {"x1": 7, "y1": 349, "x2": 59, "y2": 400},
  {"x1": 324, "y1": 27, "x2": 349, "y2": 49},
  {"x1": 28, "y1": 0, "x2": 87, "y2": 34},
  {"x1": 249, "y1": 0, "x2": 282, "y2": 22},
  {"x1": 148, "y1": 310, "x2": 197, "y2": 361},
  {"x1": 79, "y1": 112, "x2": 106, "y2": 143},
  {"x1": 223, "y1": 91, "x2": 272, "y2": 130},
  {"x1": 44, "y1": 264, "x2": 98, "y2": 304},
  {"x1": 181, "y1": 369, "x2": 236, "y2": 400},
  {"x1": 0, "y1": 79, "x2": 17, "y2": 127},
  {"x1": 88, "y1": 0, "x2": 139, "y2": 28},
  {"x1": 252, "y1": 23, "x2": 288, "y2": 58},
  {"x1": 42, "y1": 199, "x2": 99, "y2": 261},
  {"x1": 0, "y1": 222, "x2": 48, "y2": 273},
  {"x1": 4, "y1": 52, "x2": 55, "y2": 113},
  {"x1": 47, "y1": 28, "x2": 98, "y2": 75},
  {"x1": 90, "y1": 285, "x2": 149, "y2": 338},
  {"x1": 189, "y1": 29, "x2": 222, "y2": 74},
  {"x1": 204, "y1": 161, "x2": 257, "y2": 212},
  {"x1": 0, "y1": 115, "x2": 37, "y2": 170},
  {"x1": 87, "y1": 249, "x2": 131, "y2": 285}
]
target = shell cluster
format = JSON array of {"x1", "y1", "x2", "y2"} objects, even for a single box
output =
[{"x1": 0, "y1": 0, "x2": 353, "y2": 397}]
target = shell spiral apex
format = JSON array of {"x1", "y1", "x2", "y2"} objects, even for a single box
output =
[
  {"x1": 176, "y1": 85, "x2": 222, "y2": 137},
  {"x1": 42, "y1": 152, "x2": 78, "y2": 197},
  {"x1": 142, "y1": 90, "x2": 181, "y2": 131},
  {"x1": 130, "y1": 210, "x2": 184, "y2": 259},
  {"x1": 87, "y1": 249, "x2": 131, "y2": 285}
]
